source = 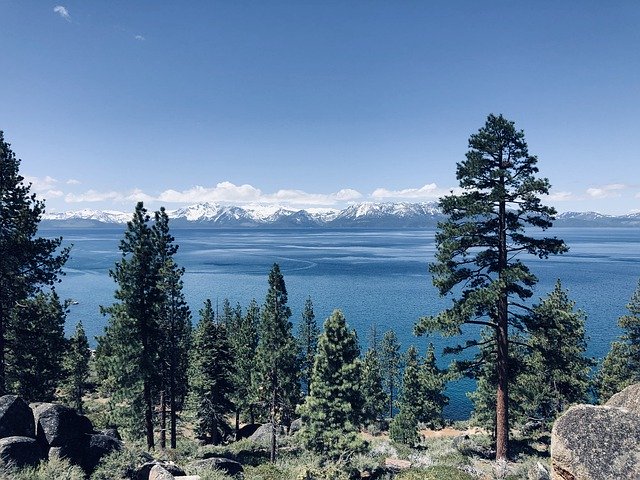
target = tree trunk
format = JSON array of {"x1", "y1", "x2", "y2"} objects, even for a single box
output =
[
  {"x1": 170, "y1": 385, "x2": 177, "y2": 449},
  {"x1": 144, "y1": 381, "x2": 155, "y2": 449},
  {"x1": 0, "y1": 306, "x2": 5, "y2": 396},
  {"x1": 160, "y1": 390, "x2": 166, "y2": 449},
  {"x1": 270, "y1": 371, "x2": 277, "y2": 462},
  {"x1": 235, "y1": 410, "x2": 240, "y2": 441},
  {"x1": 495, "y1": 174, "x2": 510, "y2": 461}
]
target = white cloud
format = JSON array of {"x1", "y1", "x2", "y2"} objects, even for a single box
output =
[
  {"x1": 157, "y1": 182, "x2": 362, "y2": 206},
  {"x1": 22, "y1": 175, "x2": 58, "y2": 191},
  {"x1": 134, "y1": 35, "x2": 146, "y2": 41},
  {"x1": 65, "y1": 190, "x2": 124, "y2": 203},
  {"x1": 371, "y1": 183, "x2": 458, "y2": 200},
  {"x1": 158, "y1": 182, "x2": 262, "y2": 204},
  {"x1": 125, "y1": 189, "x2": 155, "y2": 203},
  {"x1": 66, "y1": 179, "x2": 81, "y2": 185},
  {"x1": 53, "y1": 5, "x2": 71, "y2": 21},
  {"x1": 548, "y1": 191, "x2": 574, "y2": 202},
  {"x1": 45, "y1": 190, "x2": 64, "y2": 198},
  {"x1": 586, "y1": 183, "x2": 627, "y2": 199}
]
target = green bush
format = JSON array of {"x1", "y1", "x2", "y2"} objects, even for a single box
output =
[
  {"x1": 0, "y1": 456, "x2": 85, "y2": 480},
  {"x1": 395, "y1": 466, "x2": 474, "y2": 480},
  {"x1": 90, "y1": 446, "x2": 146, "y2": 480}
]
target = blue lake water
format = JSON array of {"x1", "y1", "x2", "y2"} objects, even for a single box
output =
[{"x1": 43, "y1": 227, "x2": 640, "y2": 420}]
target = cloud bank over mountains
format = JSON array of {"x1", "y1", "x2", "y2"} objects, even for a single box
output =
[{"x1": 21, "y1": 175, "x2": 640, "y2": 215}]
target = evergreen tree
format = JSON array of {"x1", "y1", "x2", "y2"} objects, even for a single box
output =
[
  {"x1": 519, "y1": 281, "x2": 593, "y2": 425},
  {"x1": 187, "y1": 300, "x2": 235, "y2": 445},
  {"x1": 467, "y1": 330, "x2": 528, "y2": 436},
  {"x1": 390, "y1": 346, "x2": 422, "y2": 446},
  {"x1": 6, "y1": 291, "x2": 68, "y2": 402},
  {"x1": 420, "y1": 343, "x2": 449, "y2": 429},
  {"x1": 380, "y1": 330, "x2": 401, "y2": 419},
  {"x1": 596, "y1": 280, "x2": 640, "y2": 401},
  {"x1": 153, "y1": 208, "x2": 191, "y2": 449},
  {"x1": 0, "y1": 131, "x2": 69, "y2": 394},
  {"x1": 254, "y1": 263, "x2": 299, "y2": 462},
  {"x1": 229, "y1": 299, "x2": 260, "y2": 437},
  {"x1": 360, "y1": 348, "x2": 387, "y2": 428},
  {"x1": 415, "y1": 114, "x2": 567, "y2": 459},
  {"x1": 96, "y1": 202, "x2": 161, "y2": 448},
  {"x1": 297, "y1": 296, "x2": 319, "y2": 396},
  {"x1": 299, "y1": 310, "x2": 365, "y2": 457},
  {"x1": 61, "y1": 321, "x2": 91, "y2": 413}
]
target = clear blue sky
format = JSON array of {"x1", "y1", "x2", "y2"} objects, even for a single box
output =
[{"x1": 1, "y1": 1, "x2": 638, "y2": 214}]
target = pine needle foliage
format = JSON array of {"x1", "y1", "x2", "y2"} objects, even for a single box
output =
[
  {"x1": 187, "y1": 299, "x2": 235, "y2": 445},
  {"x1": 415, "y1": 114, "x2": 567, "y2": 459},
  {"x1": 299, "y1": 310, "x2": 365, "y2": 458},
  {"x1": 0, "y1": 131, "x2": 69, "y2": 394},
  {"x1": 61, "y1": 321, "x2": 91, "y2": 413},
  {"x1": 596, "y1": 280, "x2": 640, "y2": 401}
]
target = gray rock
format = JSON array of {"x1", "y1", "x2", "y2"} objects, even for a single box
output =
[
  {"x1": 34, "y1": 403, "x2": 93, "y2": 447},
  {"x1": 82, "y1": 433, "x2": 122, "y2": 474},
  {"x1": 236, "y1": 423, "x2": 260, "y2": 439},
  {"x1": 149, "y1": 464, "x2": 174, "y2": 480},
  {"x1": 136, "y1": 461, "x2": 186, "y2": 480},
  {"x1": 289, "y1": 418, "x2": 302, "y2": 434},
  {"x1": 0, "y1": 396, "x2": 35, "y2": 439},
  {"x1": 48, "y1": 438, "x2": 86, "y2": 466},
  {"x1": 551, "y1": 404, "x2": 640, "y2": 480},
  {"x1": 605, "y1": 383, "x2": 640, "y2": 415},
  {"x1": 247, "y1": 423, "x2": 284, "y2": 445},
  {"x1": 189, "y1": 457, "x2": 243, "y2": 476},
  {"x1": 0, "y1": 435, "x2": 44, "y2": 468}
]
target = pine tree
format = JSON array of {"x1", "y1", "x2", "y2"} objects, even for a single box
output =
[
  {"x1": 360, "y1": 348, "x2": 387, "y2": 428},
  {"x1": 153, "y1": 207, "x2": 191, "y2": 449},
  {"x1": 420, "y1": 343, "x2": 449, "y2": 429},
  {"x1": 0, "y1": 131, "x2": 69, "y2": 394},
  {"x1": 229, "y1": 299, "x2": 260, "y2": 437},
  {"x1": 415, "y1": 114, "x2": 567, "y2": 459},
  {"x1": 390, "y1": 346, "x2": 422, "y2": 446},
  {"x1": 519, "y1": 281, "x2": 593, "y2": 426},
  {"x1": 254, "y1": 263, "x2": 299, "y2": 462},
  {"x1": 380, "y1": 330, "x2": 402, "y2": 419},
  {"x1": 6, "y1": 291, "x2": 68, "y2": 402},
  {"x1": 187, "y1": 300, "x2": 235, "y2": 445},
  {"x1": 299, "y1": 310, "x2": 365, "y2": 457},
  {"x1": 96, "y1": 202, "x2": 161, "y2": 448},
  {"x1": 297, "y1": 296, "x2": 320, "y2": 396},
  {"x1": 596, "y1": 280, "x2": 640, "y2": 401},
  {"x1": 61, "y1": 321, "x2": 91, "y2": 414}
]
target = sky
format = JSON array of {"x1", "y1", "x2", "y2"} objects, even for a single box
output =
[{"x1": 1, "y1": 1, "x2": 639, "y2": 214}]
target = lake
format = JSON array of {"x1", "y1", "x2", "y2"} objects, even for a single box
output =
[{"x1": 43, "y1": 226, "x2": 640, "y2": 420}]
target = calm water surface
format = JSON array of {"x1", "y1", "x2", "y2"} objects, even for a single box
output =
[{"x1": 44, "y1": 227, "x2": 640, "y2": 420}]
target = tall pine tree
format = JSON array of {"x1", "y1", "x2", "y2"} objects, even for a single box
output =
[
  {"x1": 415, "y1": 114, "x2": 566, "y2": 459},
  {"x1": 187, "y1": 300, "x2": 235, "y2": 445},
  {"x1": 299, "y1": 310, "x2": 365, "y2": 457},
  {"x1": 360, "y1": 348, "x2": 387, "y2": 429},
  {"x1": 0, "y1": 131, "x2": 69, "y2": 394},
  {"x1": 97, "y1": 202, "x2": 161, "y2": 448},
  {"x1": 380, "y1": 330, "x2": 401, "y2": 419},
  {"x1": 229, "y1": 299, "x2": 260, "y2": 437},
  {"x1": 254, "y1": 264, "x2": 299, "y2": 462},
  {"x1": 297, "y1": 296, "x2": 319, "y2": 396},
  {"x1": 61, "y1": 321, "x2": 91, "y2": 414},
  {"x1": 153, "y1": 207, "x2": 191, "y2": 449},
  {"x1": 390, "y1": 346, "x2": 422, "y2": 446},
  {"x1": 420, "y1": 343, "x2": 449, "y2": 429}
]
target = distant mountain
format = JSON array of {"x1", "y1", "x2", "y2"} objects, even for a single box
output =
[
  {"x1": 40, "y1": 202, "x2": 640, "y2": 229},
  {"x1": 555, "y1": 211, "x2": 640, "y2": 227}
]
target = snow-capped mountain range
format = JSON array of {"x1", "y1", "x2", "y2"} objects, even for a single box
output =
[{"x1": 40, "y1": 202, "x2": 640, "y2": 228}]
